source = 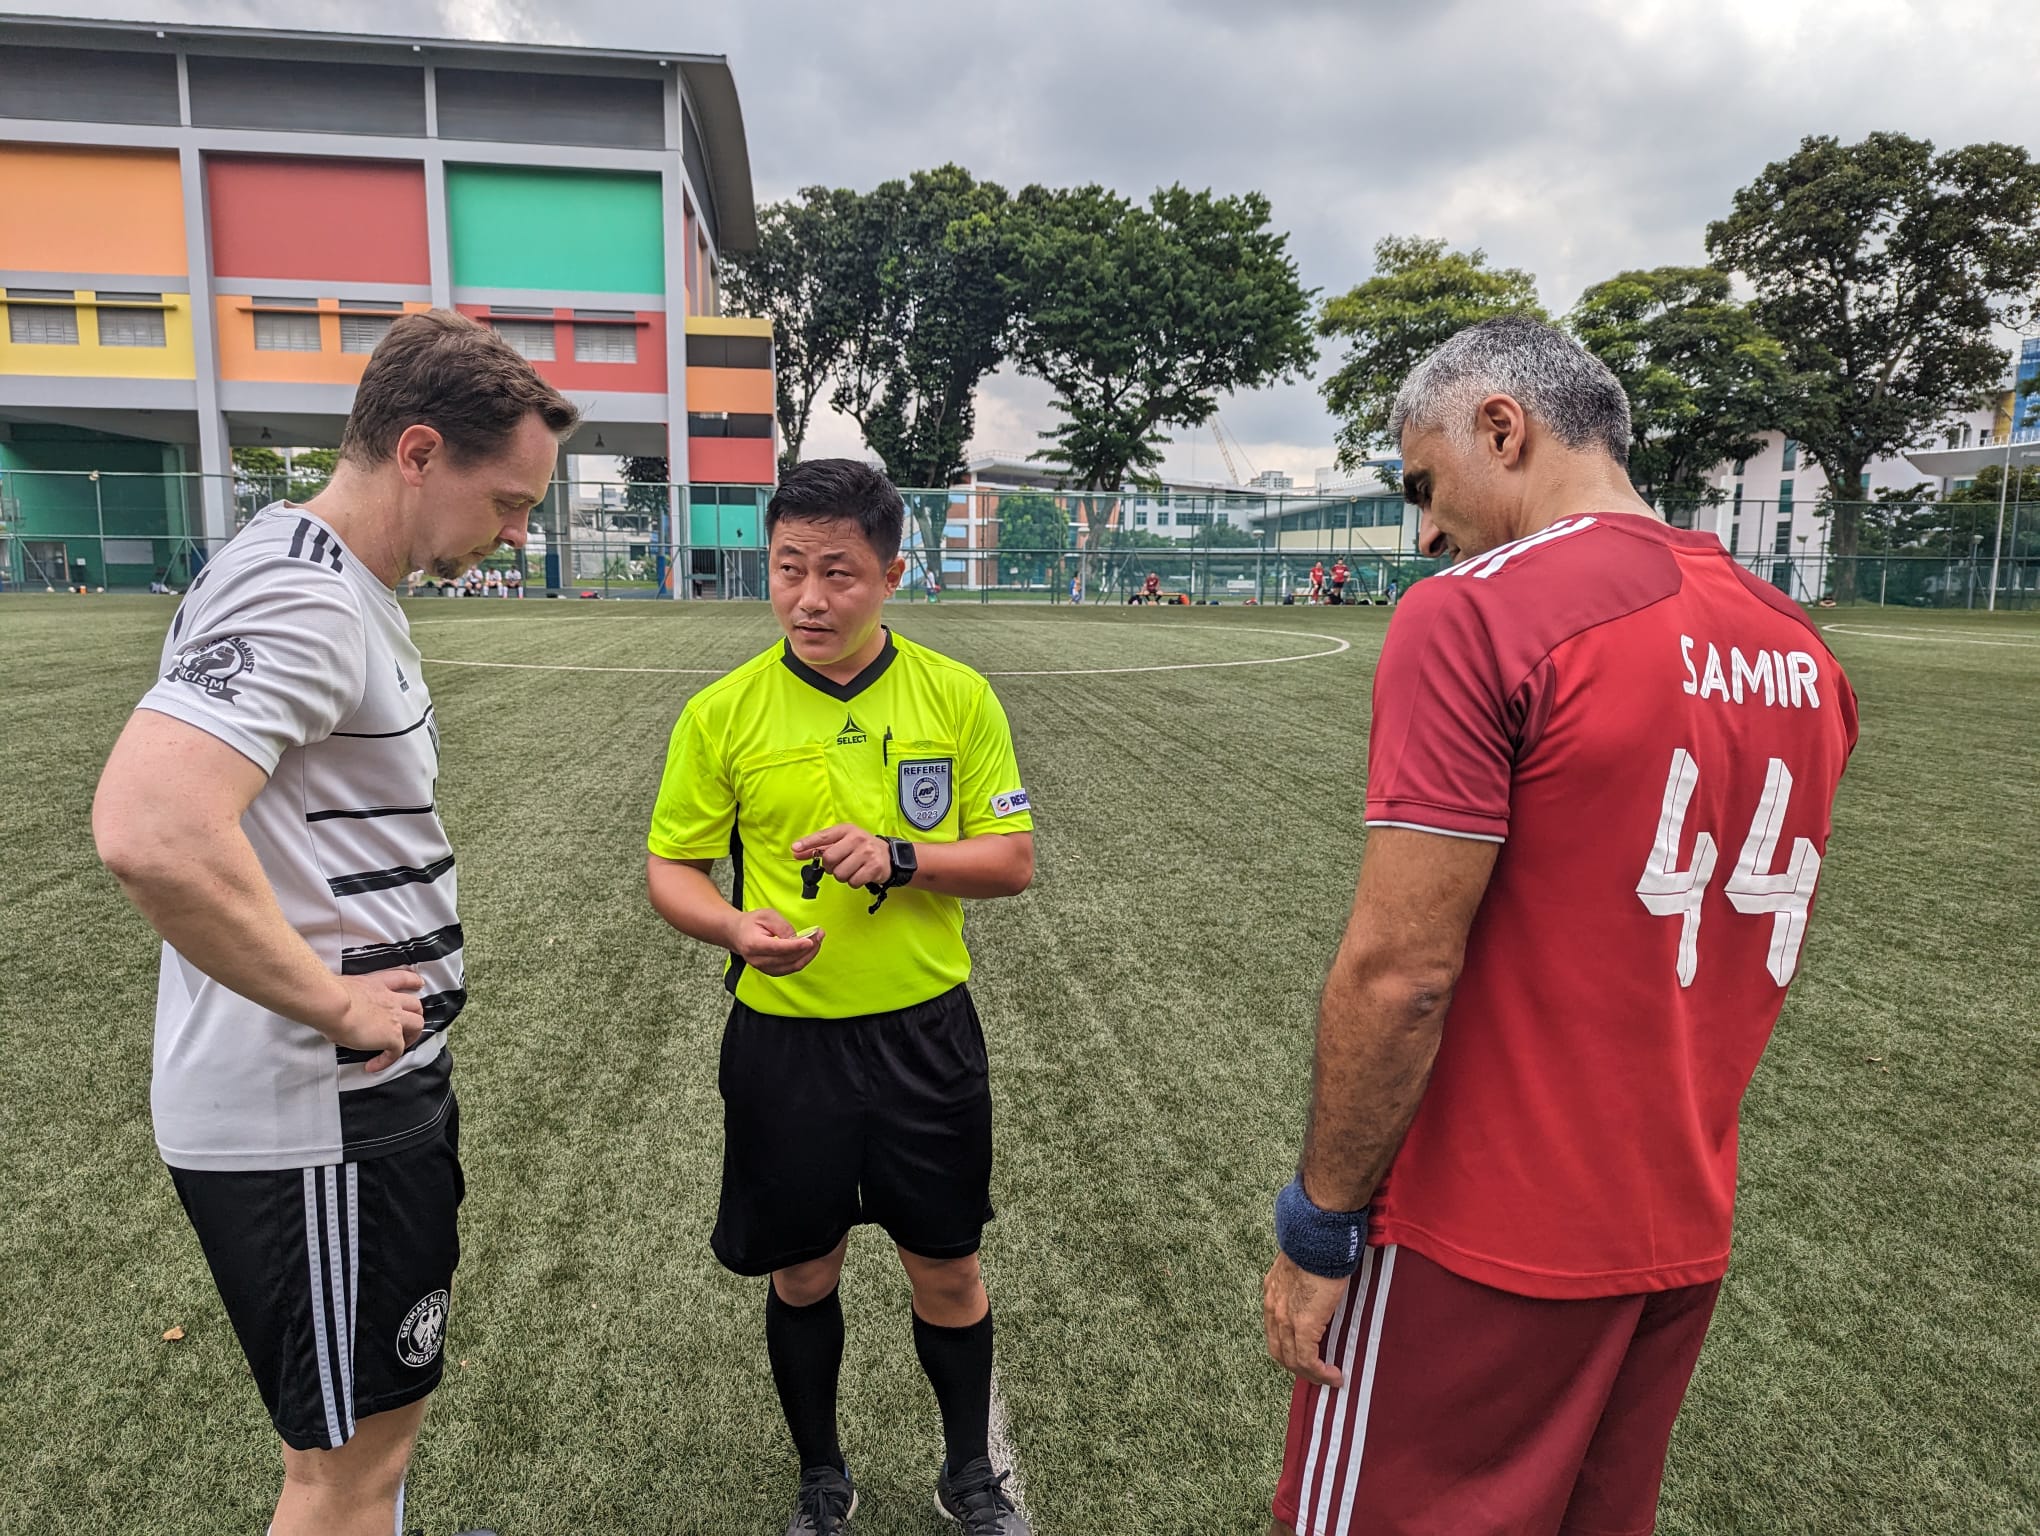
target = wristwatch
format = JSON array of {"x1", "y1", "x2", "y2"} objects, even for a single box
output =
[{"x1": 885, "y1": 838, "x2": 918, "y2": 888}]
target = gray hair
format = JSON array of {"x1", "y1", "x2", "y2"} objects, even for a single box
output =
[{"x1": 1389, "y1": 316, "x2": 1631, "y2": 466}]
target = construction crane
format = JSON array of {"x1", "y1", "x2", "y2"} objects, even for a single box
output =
[{"x1": 1209, "y1": 413, "x2": 1258, "y2": 486}]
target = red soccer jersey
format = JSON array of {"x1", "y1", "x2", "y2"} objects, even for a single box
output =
[{"x1": 1363, "y1": 514, "x2": 1858, "y2": 1299}]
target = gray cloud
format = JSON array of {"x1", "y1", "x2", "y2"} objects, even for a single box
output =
[{"x1": 29, "y1": 0, "x2": 2040, "y2": 481}]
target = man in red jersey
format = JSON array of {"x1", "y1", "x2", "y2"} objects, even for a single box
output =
[
  {"x1": 1309, "y1": 561, "x2": 1325, "y2": 603},
  {"x1": 1263, "y1": 316, "x2": 1857, "y2": 1536}
]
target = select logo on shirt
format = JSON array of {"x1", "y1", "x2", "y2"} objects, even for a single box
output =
[
  {"x1": 899, "y1": 757, "x2": 953, "y2": 831},
  {"x1": 834, "y1": 713, "x2": 868, "y2": 747},
  {"x1": 166, "y1": 636, "x2": 255, "y2": 703}
]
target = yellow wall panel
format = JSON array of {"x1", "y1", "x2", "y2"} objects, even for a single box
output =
[{"x1": 0, "y1": 292, "x2": 195, "y2": 379}]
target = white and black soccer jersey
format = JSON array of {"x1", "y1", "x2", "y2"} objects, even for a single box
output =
[{"x1": 137, "y1": 503, "x2": 463, "y2": 1172}]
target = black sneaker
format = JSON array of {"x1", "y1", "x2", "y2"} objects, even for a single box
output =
[
  {"x1": 935, "y1": 1457, "x2": 1030, "y2": 1534},
  {"x1": 786, "y1": 1463, "x2": 858, "y2": 1535}
]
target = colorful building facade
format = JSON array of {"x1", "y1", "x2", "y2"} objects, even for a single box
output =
[{"x1": 0, "y1": 16, "x2": 774, "y2": 592}]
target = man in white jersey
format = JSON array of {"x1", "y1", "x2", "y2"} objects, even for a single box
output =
[{"x1": 93, "y1": 310, "x2": 578, "y2": 1536}]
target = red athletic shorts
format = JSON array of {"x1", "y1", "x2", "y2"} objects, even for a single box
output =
[{"x1": 1273, "y1": 1244, "x2": 1720, "y2": 1536}]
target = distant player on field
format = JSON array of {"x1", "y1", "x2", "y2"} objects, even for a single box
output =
[
  {"x1": 1263, "y1": 317, "x2": 1858, "y2": 1536},
  {"x1": 1309, "y1": 560, "x2": 1325, "y2": 604},
  {"x1": 1328, "y1": 559, "x2": 1350, "y2": 603},
  {"x1": 1144, "y1": 570, "x2": 1162, "y2": 604},
  {"x1": 93, "y1": 311, "x2": 577, "y2": 1536},
  {"x1": 646, "y1": 460, "x2": 1037, "y2": 1536}
]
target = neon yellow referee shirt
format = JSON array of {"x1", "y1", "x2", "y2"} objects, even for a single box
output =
[{"x1": 648, "y1": 628, "x2": 1035, "y2": 1018}]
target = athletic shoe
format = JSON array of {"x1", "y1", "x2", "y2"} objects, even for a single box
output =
[
  {"x1": 786, "y1": 1463, "x2": 858, "y2": 1535},
  {"x1": 935, "y1": 1457, "x2": 1029, "y2": 1534}
]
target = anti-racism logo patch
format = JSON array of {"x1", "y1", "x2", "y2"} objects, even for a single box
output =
[{"x1": 166, "y1": 637, "x2": 255, "y2": 703}]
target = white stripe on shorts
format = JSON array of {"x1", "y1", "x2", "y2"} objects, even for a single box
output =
[
  {"x1": 1298, "y1": 1246, "x2": 1399, "y2": 1536},
  {"x1": 302, "y1": 1169, "x2": 345, "y2": 1449}
]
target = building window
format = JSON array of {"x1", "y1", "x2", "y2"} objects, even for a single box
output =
[
  {"x1": 338, "y1": 301, "x2": 396, "y2": 354},
  {"x1": 1729, "y1": 523, "x2": 1741, "y2": 555},
  {"x1": 253, "y1": 299, "x2": 322, "y2": 352},
  {"x1": 1774, "y1": 519, "x2": 1793, "y2": 556},
  {"x1": 1134, "y1": 508, "x2": 1148, "y2": 527},
  {"x1": 7, "y1": 290, "x2": 79, "y2": 345},
  {"x1": 491, "y1": 319, "x2": 556, "y2": 360},
  {"x1": 1155, "y1": 510, "x2": 1170, "y2": 527},
  {"x1": 1731, "y1": 483, "x2": 1743, "y2": 514},
  {"x1": 1732, "y1": 457, "x2": 1747, "y2": 477},
  {"x1": 573, "y1": 317, "x2": 637, "y2": 364},
  {"x1": 1777, "y1": 477, "x2": 1794, "y2": 516},
  {"x1": 1781, "y1": 438, "x2": 1798, "y2": 471},
  {"x1": 96, "y1": 294, "x2": 167, "y2": 347}
]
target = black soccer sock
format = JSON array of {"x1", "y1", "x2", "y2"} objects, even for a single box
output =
[
  {"x1": 913, "y1": 1306, "x2": 994, "y2": 1472},
  {"x1": 766, "y1": 1284, "x2": 846, "y2": 1474}
]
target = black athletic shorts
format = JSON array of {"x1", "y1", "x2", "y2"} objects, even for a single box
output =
[
  {"x1": 713, "y1": 984, "x2": 994, "y2": 1276},
  {"x1": 168, "y1": 1097, "x2": 464, "y2": 1452}
]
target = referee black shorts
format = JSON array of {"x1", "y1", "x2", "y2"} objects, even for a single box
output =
[
  {"x1": 713, "y1": 983, "x2": 995, "y2": 1277},
  {"x1": 167, "y1": 1098, "x2": 464, "y2": 1452}
]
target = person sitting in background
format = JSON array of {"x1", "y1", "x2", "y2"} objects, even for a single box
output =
[{"x1": 505, "y1": 565, "x2": 523, "y2": 598}]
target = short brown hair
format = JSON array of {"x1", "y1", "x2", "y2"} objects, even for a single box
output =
[{"x1": 339, "y1": 309, "x2": 581, "y2": 467}]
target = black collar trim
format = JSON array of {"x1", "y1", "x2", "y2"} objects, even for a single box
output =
[{"x1": 779, "y1": 628, "x2": 898, "y2": 702}]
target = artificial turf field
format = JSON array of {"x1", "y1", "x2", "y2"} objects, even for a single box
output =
[{"x1": 2, "y1": 594, "x2": 2036, "y2": 1536}]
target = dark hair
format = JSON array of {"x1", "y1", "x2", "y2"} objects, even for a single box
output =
[
  {"x1": 340, "y1": 309, "x2": 581, "y2": 467},
  {"x1": 764, "y1": 459, "x2": 905, "y2": 564}
]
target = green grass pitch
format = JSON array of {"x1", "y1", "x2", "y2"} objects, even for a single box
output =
[{"x1": 1, "y1": 596, "x2": 2035, "y2": 1535}]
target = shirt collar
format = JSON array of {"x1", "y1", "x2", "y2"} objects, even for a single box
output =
[{"x1": 779, "y1": 627, "x2": 898, "y2": 702}]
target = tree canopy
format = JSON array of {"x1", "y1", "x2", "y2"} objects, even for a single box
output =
[
  {"x1": 1568, "y1": 267, "x2": 1792, "y2": 507},
  {"x1": 1707, "y1": 132, "x2": 2040, "y2": 572}
]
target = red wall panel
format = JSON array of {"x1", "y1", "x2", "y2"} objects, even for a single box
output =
[
  {"x1": 452, "y1": 305, "x2": 667, "y2": 394},
  {"x1": 209, "y1": 156, "x2": 430, "y2": 284},
  {"x1": 689, "y1": 436, "x2": 775, "y2": 485}
]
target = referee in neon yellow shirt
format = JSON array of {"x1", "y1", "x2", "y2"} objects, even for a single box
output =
[{"x1": 647, "y1": 460, "x2": 1036, "y2": 1536}]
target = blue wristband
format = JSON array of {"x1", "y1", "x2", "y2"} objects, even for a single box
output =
[{"x1": 1275, "y1": 1176, "x2": 1368, "y2": 1279}]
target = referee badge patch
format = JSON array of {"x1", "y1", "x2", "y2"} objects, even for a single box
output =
[{"x1": 898, "y1": 758, "x2": 954, "y2": 831}]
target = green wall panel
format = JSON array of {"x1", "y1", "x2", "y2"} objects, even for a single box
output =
[{"x1": 446, "y1": 165, "x2": 665, "y2": 293}]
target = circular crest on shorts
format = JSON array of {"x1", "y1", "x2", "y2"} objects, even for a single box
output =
[{"x1": 396, "y1": 1288, "x2": 449, "y2": 1368}]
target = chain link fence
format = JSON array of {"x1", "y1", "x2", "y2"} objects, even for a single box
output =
[{"x1": 2, "y1": 468, "x2": 2036, "y2": 610}]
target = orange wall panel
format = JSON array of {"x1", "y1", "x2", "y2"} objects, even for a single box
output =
[
  {"x1": 686, "y1": 365, "x2": 774, "y2": 415},
  {"x1": 689, "y1": 436, "x2": 775, "y2": 485},
  {"x1": 215, "y1": 297, "x2": 432, "y2": 384},
  {"x1": 0, "y1": 145, "x2": 187, "y2": 276}
]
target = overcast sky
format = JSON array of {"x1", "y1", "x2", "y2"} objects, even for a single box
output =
[{"x1": 27, "y1": 0, "x2": 2040, "y2": 483}]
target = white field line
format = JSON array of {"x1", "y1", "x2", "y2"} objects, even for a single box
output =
[
  {"x1": 420, "y1": 625, "x2": 1352, "y2": 678},
  {"x1": 987, "y1": 1368, "x2": 1029, "y2": 1519},
  {"x1": 1821, "y1": 624, "x2": 2040, "y2": 648}
]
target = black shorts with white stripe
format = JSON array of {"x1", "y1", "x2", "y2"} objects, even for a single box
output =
[{"x1": 167, "y1": 1098, "x2": 464, "y2": 1451}]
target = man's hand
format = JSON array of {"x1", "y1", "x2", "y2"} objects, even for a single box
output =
[
  {"x1": 731, "y1": 908, "x2": 824, "y2": 976},
  {"x1": 329, "y1": 969, "x2": 427, "y2": 1074},
  {"x1": 1263, "y1": 1251, "x2": 1351, "y2": 1389},
  {"x1": 793, "y1": 824, "x2": 893, "y2": 889}
]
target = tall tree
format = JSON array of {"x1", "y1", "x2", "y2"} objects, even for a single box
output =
[
  {"x1": 1707, "y1": 132, "x2": 2040, "y2": 578},
  {"x1": 1568, "y1": 266, "x2": 1792, "y2": 507},
  {"x1": 993, "y1": 492, "x2": 1069, "y2": 585},
  {"x1": 831, "y1": 166, "x2": 1016, "y2": 489},
  {"x1": 1004, "y1": 183, "x2": 1314, "y2": 538},
  {"x1": 1318, "y1": 236, "x2": 1546, "y2": 481},
  {"x1": 620, "y1": 455, "x2": 669, "y2": 532},
  {"x1": 722, "y1": 187, "x2": 863, "y2": 470}
]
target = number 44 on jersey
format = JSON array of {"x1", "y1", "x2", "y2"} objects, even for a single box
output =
[{"x1": 1636, "y1": 750, "x2": 1822, "y2": 988}]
